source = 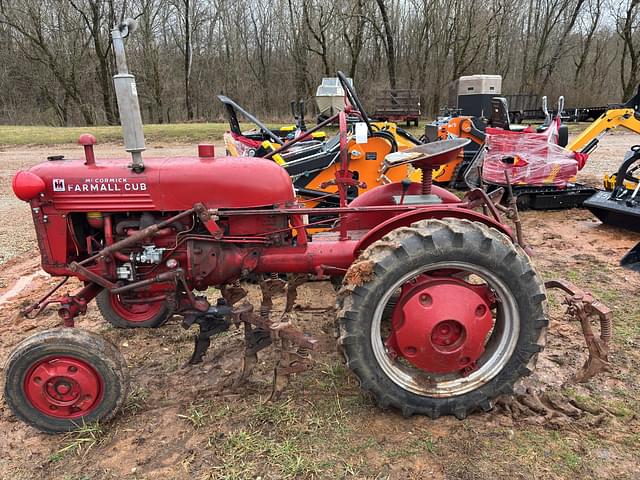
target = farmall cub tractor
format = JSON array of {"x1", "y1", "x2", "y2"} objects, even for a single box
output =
[{"x1": 5, "y1": 21, "x2": 611, "y2": 433}]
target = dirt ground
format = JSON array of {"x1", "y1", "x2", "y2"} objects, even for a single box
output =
[{"x1": 0, "y1": 132, "x2": 639, "y2": 479}]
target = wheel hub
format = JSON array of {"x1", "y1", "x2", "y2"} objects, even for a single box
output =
[
  {"x1": 24, "y1": 356, "x2": 103, "y2": 418},
  {"x1": 110, "y1": 293, "x2": 164, "y2": 323},
  {"x1": 386, "y1": 276, "x2": 495, "y2": 374}
]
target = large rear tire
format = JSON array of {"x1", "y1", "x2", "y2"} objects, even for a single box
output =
[
  {"x1": 96, "y1": 290, "x2": 173, "y2": 329},
  {"x1": 4, "y1": 328, "x2": 129, "y2": 433},
  {"x1": 336, "y1": 218, "x2": 547, "y2": 419}
]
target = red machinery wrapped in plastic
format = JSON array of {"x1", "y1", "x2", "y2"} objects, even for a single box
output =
[{"x1": 482, "y1": 118, "x2": 586, "y2": 187}]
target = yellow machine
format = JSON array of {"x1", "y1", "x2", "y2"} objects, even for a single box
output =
[
  {"x1": 567, "y1": 107, "x2": 640, "y2": 153},
  {"x1": 565, "y1": 89, "x2": 640, "y2": 190},
  {"x1": 249, "y1": 126, "x2": 423, "y2": 209}
]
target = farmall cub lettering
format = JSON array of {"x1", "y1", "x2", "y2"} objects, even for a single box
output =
[{"x1": 53, "y1": 177, "x2": 147, "y2": 193}]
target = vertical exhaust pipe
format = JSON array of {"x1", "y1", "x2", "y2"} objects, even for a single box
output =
[{"x1": 112, "y1": 19, "x2": 145, "y2": 172}]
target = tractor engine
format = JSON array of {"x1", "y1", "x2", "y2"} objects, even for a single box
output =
[{"x1": 12, "y1": 140, "x2": 297, "y2": 303}]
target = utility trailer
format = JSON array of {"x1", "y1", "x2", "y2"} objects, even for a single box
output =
[
  {"x1": 373, "y1": 89, "x2": 421, "y2": 126},
  {"x1": 567, "y1": 106, "x2": 608, "y2": 122},
  {"x1": 504, "y1": 94, "x2": 544, "y2": 123}
]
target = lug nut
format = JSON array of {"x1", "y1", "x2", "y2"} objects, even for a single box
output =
[{"x1": 419, "y1": 294, "x2": 433, "y2": 307}]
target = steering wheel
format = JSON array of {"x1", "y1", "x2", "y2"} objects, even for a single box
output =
[{"x1": 337, "y1": 71, "x2": 372, "y2": 135}]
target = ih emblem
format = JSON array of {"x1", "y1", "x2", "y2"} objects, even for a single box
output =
[{"x1": 53, "y1": 179, "x2": 65, "y2": 192}]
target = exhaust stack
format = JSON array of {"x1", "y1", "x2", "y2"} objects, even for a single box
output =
[{"x1": 112, "y1": 19, "x2": 145, "y2": 172}]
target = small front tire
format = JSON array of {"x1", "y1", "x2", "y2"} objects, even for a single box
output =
[{"x1": 4, "y1": 328, "x2": 129, "y2": 433}]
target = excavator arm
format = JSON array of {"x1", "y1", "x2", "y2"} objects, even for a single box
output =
[
  {"x1": 567, "y1": 108, "x2": 640, "y2": 153},
  {"x1": 568, "y1": 86, "x2": 640, "y2": 154}
]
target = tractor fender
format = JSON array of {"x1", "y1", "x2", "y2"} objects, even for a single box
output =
[
  {"x1": 342, "y1": 182, "x2": 462, "y2": 231},
  {"x1": 354, "y1": 207, "x2": 515, "y2": 256}
]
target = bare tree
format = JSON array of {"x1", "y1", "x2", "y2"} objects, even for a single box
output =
[
  {"x1": 0, "y1": 0, "x2": 630, "y2": 124},
  {"x1": 618, "y1": 0, "x2": 640, "y2": 99},
  {"x1": 68, "y1": 0, "x2": 124, "y2": 124},
  {"x1": 374, "y1": 0, "x2": 397, "y2": 90}
]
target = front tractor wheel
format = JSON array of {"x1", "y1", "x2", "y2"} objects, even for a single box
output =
[
  {"x1": 4, "y1": 328, "x2": 129, "y2": 433},
  {"x1": 96, "y1": 290, "x2": 173, "y2": 328},
  {"x1": 337, "y1": 218, "x2": 547, "y2": 419}
]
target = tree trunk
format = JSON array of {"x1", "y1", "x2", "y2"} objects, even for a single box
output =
[
  {"x1": 184, "y1": 0, "x2": 194, "y2": 120},
  {"x1": 374, "y1": 0, "x2": 397, "y2": 90}
]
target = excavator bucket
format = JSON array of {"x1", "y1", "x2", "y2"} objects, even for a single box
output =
[
  {"x1": 583, "y1": 191, "x2": 640, "y2": 232},
  {"x1": 621, "y1": 242, "x2": 640, "y2": 272},
  {"x1": 583, "y1": 146, "x2": 640, "y2": 232}
]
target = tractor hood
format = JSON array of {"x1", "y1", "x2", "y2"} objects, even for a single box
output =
[{"x1": 16, "y1": 155, "x2": 294, "y2": 212}]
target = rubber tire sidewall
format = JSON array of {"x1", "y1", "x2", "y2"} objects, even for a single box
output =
[
  {"x1": 337, "y1": 219, "x2": 547, "y2": 418},
  {"x1": 96, "y1": 289, "x2": 173, "y2": 329},
  {"x1": 4, "y1": 328, "x2": 129, "y2": 433}
]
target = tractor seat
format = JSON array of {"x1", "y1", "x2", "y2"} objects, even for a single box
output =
[
  {"x1": 490, "y1": 97, "x2": 528, "y2": 132},
  {"x1": 383, "y1": 138, "x2": 471, "y2": 171}
]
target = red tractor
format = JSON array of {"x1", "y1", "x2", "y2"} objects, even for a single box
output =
[{"x1": 3, "y1": 21, "x2": 611, "y2": 433}]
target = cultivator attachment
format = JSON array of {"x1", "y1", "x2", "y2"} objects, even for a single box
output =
[
  {"x1": 180, "y1": 276, "x2": 318, "y2": 400},
  {"x1": 545, "y1": 280, "x2": 612, "y2": 382},
  {"x1": 228, "y1": 303, "x2": 317, "y2": 399}
]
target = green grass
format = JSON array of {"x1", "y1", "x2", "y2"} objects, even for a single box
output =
[
  {"x1": 0, "y1": 118, "x2": 591, "y2": 147},
  {"x1": 0, "y1": 121, "x2": 427, "y2": 147},
  {"x1": 49, "y1": 421, "x2": 105, "y2": 461},
  {"x1": 0, "y1": 123, "x2": 247, "y2": 146}
]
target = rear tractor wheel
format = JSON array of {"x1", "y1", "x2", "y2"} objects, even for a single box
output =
[
  {"x1": 96, "y1": 290, "x2": 173, "y2": 328},
  {"x1": 337, "y1": 218, "x2": 547, "y2": 419},
  {"x1": 4, "y1": 328, "x2": 129, "y2": 433}
]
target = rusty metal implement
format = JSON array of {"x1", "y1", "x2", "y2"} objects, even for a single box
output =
[{"x1": 545, "y1": 279, "x2": 612, "y2": 382}]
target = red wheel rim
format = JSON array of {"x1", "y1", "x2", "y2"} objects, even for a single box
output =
[
  {"x1": 24, "y1": 356, "x2": 103, "y2": 419},
  {"x1": 109, "y1": 293, "x2": 164, "y2": 323},
  {"x1": 385, "y1": 274, "x2": 495, "y2": 374}
]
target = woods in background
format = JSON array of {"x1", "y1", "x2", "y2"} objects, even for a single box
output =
[{"x1": 0, "y1": 0, "x2": 638, "y2": 126}]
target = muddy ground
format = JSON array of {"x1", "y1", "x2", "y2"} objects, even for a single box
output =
[{"x1": 0, "y1": 132, "x2": 639, "y2": 479}]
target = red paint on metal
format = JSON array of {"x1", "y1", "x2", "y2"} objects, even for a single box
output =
[
  {"x1": 386, "y1": 276, "x2": 494, "y2": 374},
  {"x1": 27, "y1": 155, "x2": 294, "y2": 212},
  {"x1": 342, "y1": 182, "x2": 461, "y2": 231},
  {"x1": 109, "y1": 293, "x2": 165, "y2": 323},
  {"x1": 257, "y1": 240, "x2": 358, "y2": 273},
  {"x1": 23, "y1": 356, "x2": 103, "y2": 419},
  {"x1": 78, "y1": 133, "x2": 97, "y2": 146},
  {"x1": 12, "y1": 171, "x2": 46, "y2": 201},
  {"x1": 78, "y1": 134, "x2": 97, "y2": 166},
  {"x1": 198, "y1": 144, "x2": 215, "y2": 157}
]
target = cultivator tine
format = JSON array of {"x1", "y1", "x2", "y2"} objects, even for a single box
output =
[
  {"x1": 235, "y1": 319, "x2": 272, "y2": 387},
  {"x1": 231, "y1": 303, "x2": 318, "y2": 399},
  {"x1": 545, "y1": 280, "x2": 612, "y2": 382},
  {"x1": 259, "y1": 276, "x2": 286, "y2": 317},
  {"x1": 285, "y1": 274, "x2": 308, "y2": 312},
  {"x1": 220, "y1": 282, "x2": 248, "y2": 306},
  {"x1": 269, "y1": 316, "x2": 314, "y2": 401}
]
